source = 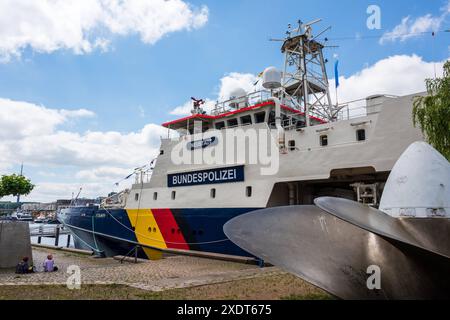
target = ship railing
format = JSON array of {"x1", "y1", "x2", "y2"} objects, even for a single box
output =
[
  {"x1": 210, "y1": 90, "x2": 273, "y2": 115},
  {"x1": 210, "y1": 89, "x2": 327, "y2": 121},
  {"x1": 334, "y1": 97, "x2": 386, "y2": 121}
]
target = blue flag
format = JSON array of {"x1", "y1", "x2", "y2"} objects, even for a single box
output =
[{"x1": 334, "y1": 60, "x2": 340, "y2": 88}]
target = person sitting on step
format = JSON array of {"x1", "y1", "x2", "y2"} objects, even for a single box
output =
[
  {"x1": 15, "y1": 256, "x2": 34, "y2": 274},
  {"x1": 43, "y1": 254, "x2": 58, "y2": 272}
]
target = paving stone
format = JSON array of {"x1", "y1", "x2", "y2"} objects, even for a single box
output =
[{"x1": 0, "y1": 247, "x2": 282, "y2": 292}]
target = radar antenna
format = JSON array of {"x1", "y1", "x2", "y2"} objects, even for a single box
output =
[{"x1": 190, "y1": 97, "x2": 205, "y2": 115}]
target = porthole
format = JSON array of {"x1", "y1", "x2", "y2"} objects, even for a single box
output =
[
  {"x1": 356, "y1": 129, "x2": 366, "y2": 141},
  {"x1": 246, "y1": 186, "x2": 252, "y2": 197},
  {"x1": 288, "y1": 140, "x2": 296, "y2": 151},
  {"x1": 320, "y1": 135, "x2": 328, "y2": 146}
]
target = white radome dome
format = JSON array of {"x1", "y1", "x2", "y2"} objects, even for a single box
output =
[
  {"x1": 229, "y1": 87, "x2": 247, "y2": 100},
  {"x1": 262, "y1": 66, "x2": 282, "y2": 89}
]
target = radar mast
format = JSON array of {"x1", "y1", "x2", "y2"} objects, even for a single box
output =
[{"x1": 278, "y1": 19, "x2": 340, "y2": 125}]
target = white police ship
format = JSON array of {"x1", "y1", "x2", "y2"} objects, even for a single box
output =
[{"x1": 59, "y1": 20, "x2": 424, "y2": 259}]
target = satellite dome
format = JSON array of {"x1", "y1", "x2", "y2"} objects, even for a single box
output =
[
  {"x1": 229, "y1": 87, "x2": 247, "y2": 100},
  {"x1": 262, "y1": 66, "x2": 282, "y2": 89}
]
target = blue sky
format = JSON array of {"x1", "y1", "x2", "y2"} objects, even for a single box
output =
[{"x1": 0, "y1": 0, "x2": 448, "y2": 202}]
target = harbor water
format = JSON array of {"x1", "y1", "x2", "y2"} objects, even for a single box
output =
[{"x1": 29, "y1": 222, "x2": 74, "y2": 248}]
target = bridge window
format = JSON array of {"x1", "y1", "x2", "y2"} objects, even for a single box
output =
[
  {"x1": 255, "y1": 111, "x2": 266, "y2": 123},
  {"x1": 320, "y1": 135, "x2": 328, "y2": 146},
  {"x1": 246, "y1": 186, "x2": 252, "y2": 197},
  {"x1": 215, "y1": 121, "x2": 225, "y2": 130},
  {"x1": 240, "y1": 115, "x2": 252, "y2": 125},
  {"x1": 171, "y1": 191, "x2": 176, "y2": 200},
  {"x1": 356, "y1": 129, "x2": 366, "y2": 141},
  {"x1": 210, "y1": 188, "x2": 216, "y2": 198},
  {"x1": 227, "y1": 118, "x2": 238, "y2": 127}
]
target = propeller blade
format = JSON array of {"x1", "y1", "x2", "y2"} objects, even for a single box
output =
[
  {"x1": 315, "y1": 197, "x2": 450, "y2": 259},
  {"x1": 224, "y1": 205, "x2": 450, "y2": 299}
]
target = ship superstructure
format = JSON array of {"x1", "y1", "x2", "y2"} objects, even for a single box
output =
[{"x1": 59, "y1": 20, "x2": 423, "y2": 259}]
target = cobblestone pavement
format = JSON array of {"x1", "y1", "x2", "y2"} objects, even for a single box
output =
[{"x1": 0, "y1": 247, "x2": 283, "y2": 291}]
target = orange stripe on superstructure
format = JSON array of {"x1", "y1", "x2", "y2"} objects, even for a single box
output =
[{"x1": 152, "y1": 209, "x2": 189, "y2": 250}]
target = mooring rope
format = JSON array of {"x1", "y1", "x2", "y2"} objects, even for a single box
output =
[{"x1": 99, "y1": 204, "x2": 231, "y2": 246}]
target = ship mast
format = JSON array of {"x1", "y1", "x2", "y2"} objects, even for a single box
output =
[{"x1": 279, "y1": 19, "x2": 339, "y2": 125}]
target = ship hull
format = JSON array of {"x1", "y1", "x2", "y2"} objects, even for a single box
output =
[{"x1": 58, "y1": 206, "x2": 257, "y2": 258}]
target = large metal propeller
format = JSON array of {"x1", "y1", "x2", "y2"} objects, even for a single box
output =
[{"x1": 224, "y1": 142, "x2": 450, "y2": 299}]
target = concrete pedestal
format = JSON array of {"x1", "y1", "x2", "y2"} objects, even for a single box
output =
[{"x1": 0, "y1": 221, "x2": 33, "y2": 269}]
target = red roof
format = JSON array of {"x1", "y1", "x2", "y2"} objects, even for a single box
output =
[{"x1": 162, "y1": 101, "x2": 326, "y2": 128}]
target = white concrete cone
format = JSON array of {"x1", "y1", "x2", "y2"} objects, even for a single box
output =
[{"x1": 379, "y1": 141, "x2": 450, "y2": 218}]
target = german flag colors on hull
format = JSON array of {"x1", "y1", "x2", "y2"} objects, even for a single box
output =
[{"x1": 58, "y1": 206, "x2": 257, "y2": 258}]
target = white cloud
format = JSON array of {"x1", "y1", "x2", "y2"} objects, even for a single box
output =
[
  {"x1": 75, "y1": 166, "x2": 132, "y2": 182},
  {"x1": 380, "y1": 2, "x2": 449, "y2": 44},
  {"x1": 170, "y1": 100, "x2": 194, "y2": 116},
  {"x1": 22, "y1": 181, "x2": 123, "y2": 203},
  {"x1": 0, "y1": 97, "x2": 170, "y2": 201},
  {"x1": 169, "y1": 72, "x2": 258, "y2": 116},
  {"x1": 170, "y1": 99, "x2": 216, "y2": 116},
  {"x1": 0, "y1": 0, "x2": 208, "y2": 62},
  {"x1": 333, "y1": 55, "x2": 446, "y2": 105},
  {"x1": 0, "y1": 98, "x2": 94, "y2": 139},
  {"x1": 217, "y1": 72, "x2": 258, "y2": 102}
]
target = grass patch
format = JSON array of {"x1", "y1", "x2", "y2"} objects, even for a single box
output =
[
  {"x1": 0, "y1": 273, "x2": 331, "y2": 300},
  {"x1": 281, "y1": 293, "x2": 335, "y2": 300}
]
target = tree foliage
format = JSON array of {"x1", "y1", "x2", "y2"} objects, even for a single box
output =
[
  {"x1": 0, "y1": 174, "x2": 35, "y2": 198},
  {"x1": 413, "y1": 61, "x2": 450, "y2": 160}
]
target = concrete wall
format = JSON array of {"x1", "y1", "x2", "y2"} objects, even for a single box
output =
[{"x1": 0, "y1": 221, "x2": 32, "y2": 269}]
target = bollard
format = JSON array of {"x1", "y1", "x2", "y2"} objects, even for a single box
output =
[
  {"x1": 258, "y1": 258, "x2": 265, "y2": 268},
  {"x1": 66, "y1": 234, "x2": 71, "y2": 248},
  {"x1": 54, "y1": 225, "x2": 60, "y2": 246}
]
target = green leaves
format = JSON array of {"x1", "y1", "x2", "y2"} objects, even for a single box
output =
[
  {"x1": 413, "y1": 61, "x2": 450, "y2": 160},
  {"x1": 0, "y1": 174, "x2": 34, "y2": 198}
]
